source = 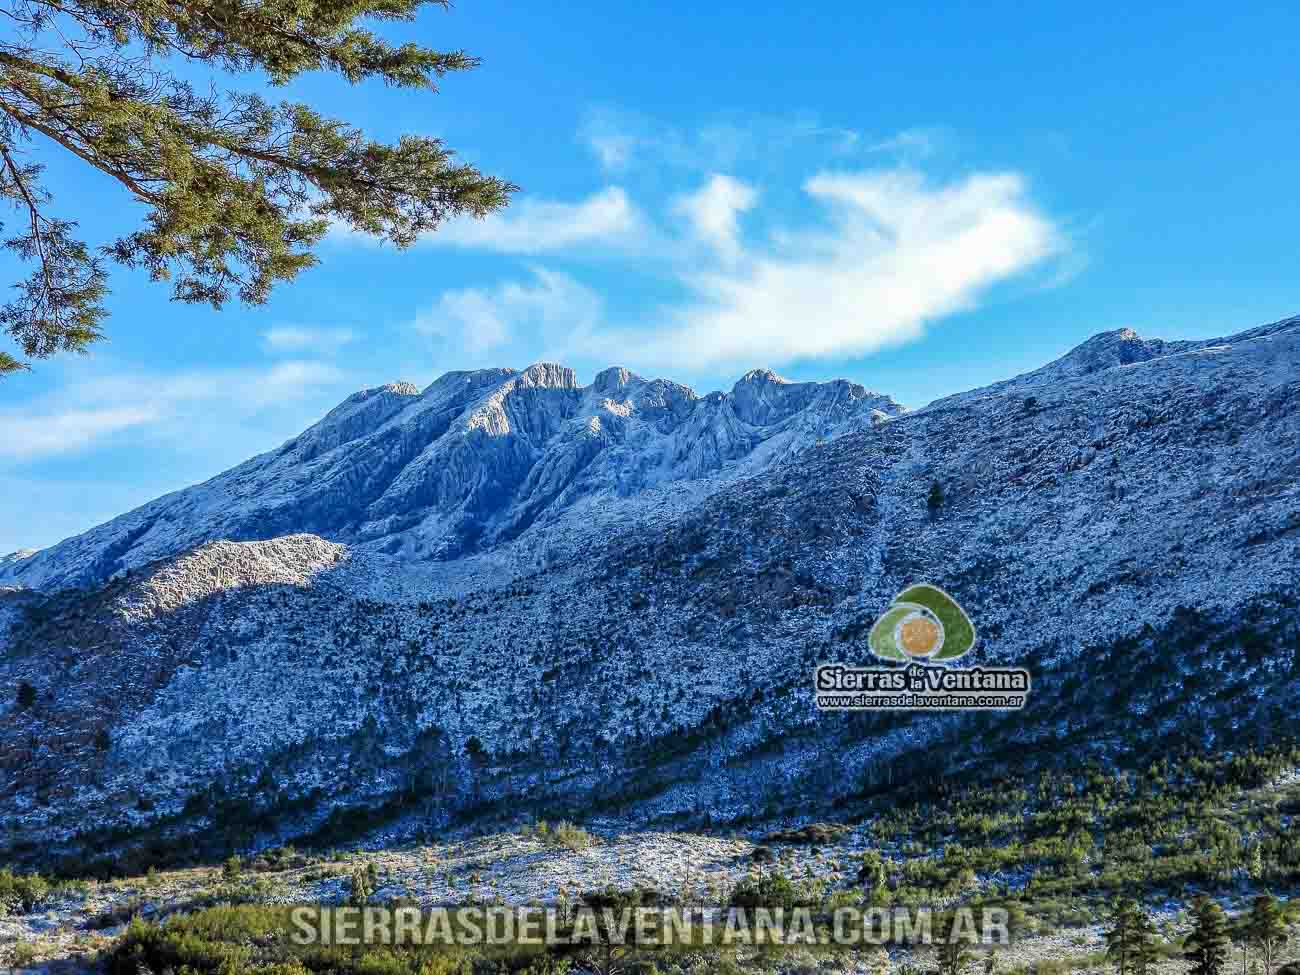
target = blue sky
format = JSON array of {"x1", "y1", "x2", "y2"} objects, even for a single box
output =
[{"x1": 3, "y1": 2, "x2": 1299, "y2": 553}]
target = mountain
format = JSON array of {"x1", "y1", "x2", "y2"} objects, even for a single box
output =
[
  {"x1": 0, "y1": 366, "x2": 903, "y2": 593},
  {"x1": 2, "y1": 315, "x2": 1299, "y2": 871}
]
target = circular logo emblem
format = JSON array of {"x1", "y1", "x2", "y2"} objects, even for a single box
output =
[{"x1": 867, "y1": 584, "x2": 976, "y2": 662}]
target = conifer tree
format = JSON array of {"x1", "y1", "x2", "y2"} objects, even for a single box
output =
[
  {"x1": 927, "y1": 480, "x2": 945, "y2": 516},
  {"x1": 936, "y1": 912, "x2": 975, "y2": 975},
  {"x1": 1186, "y1": 897, "x2": 1231, "y2": 975},
  {"x1": 1246, "y1": 893, "x2": 1289, "y2": 975},
  {"x1": 858, "y1": 849, "x2": 887, "y2": 893},
  {"x1": 1106, "y1": 898, "x2": 1148, "y2": 975},
  {"x1": 0, "y1": 0, "x2": 515, "y2": 374},
  {"x1": 1131, "y1": 909, "x2": 1160, "y2": 975}
]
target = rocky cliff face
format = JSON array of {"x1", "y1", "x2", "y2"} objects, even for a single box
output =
[
  {"x1": 0, "y1": 366, "x2": 903, "y2": 592},
  {"x1": 1, "y1": 316, "x2": 1298, "y2": 869}
]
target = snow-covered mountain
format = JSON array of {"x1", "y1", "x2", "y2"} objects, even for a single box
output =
[
  {"x1": 2, "y1": 315, "x2": 1299, "y2": 870},
  {"x1": 0, "y1": 366, "x2": 903, "y2": 592}
]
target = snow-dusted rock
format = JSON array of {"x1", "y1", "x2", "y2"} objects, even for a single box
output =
[{"x1": 1, "y1": 366, "x2": 904, "y2": 590}]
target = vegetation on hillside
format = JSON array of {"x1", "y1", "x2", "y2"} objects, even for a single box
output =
[{"x1": 5, "y1": 743, "x2": 1300, "y2": 973}]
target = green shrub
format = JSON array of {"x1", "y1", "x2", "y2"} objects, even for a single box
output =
[
  {"x1": 0, "y1": 867, "x2": 51, "y2": 915},
  {"x1": 524, "y1": 820, "x2": 598, "y2": 851},
  {"x1": 927, "y1": 480, "x2": 945, "y2": 512},
  {"x1": 728, "y1": 869, "x2": 818, "y2": 910},
  {"x1": 222, "y1": 855, "x2": 242, "y2": 880},
  {"x1": 105, "y1": 905, "x2": 550, "y2": 975},
  {"x1": 857, "y1": 850, "x2": 887, "y2": 891},
  {"x1": 349, "y1": 862, "x2": 379, "y2": 904},
  {"x1": 12, "y1": 942, "x2": 37, "y2": 966}
]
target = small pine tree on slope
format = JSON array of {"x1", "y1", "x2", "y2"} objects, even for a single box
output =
[
  {"x1": 1246, "y1": 893, "x2": 1289, "y2": 975},
  {"x1": 1106, "y1": 898, "x2": 1149, "y2": 975},
  {"x1": 1186, "y1": 897, "x2": 1231, "y2": 975}
]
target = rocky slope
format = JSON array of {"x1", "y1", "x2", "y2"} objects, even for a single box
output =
[{"x1": 1, "y1": 315, "x2": 1299, "y2": 870}]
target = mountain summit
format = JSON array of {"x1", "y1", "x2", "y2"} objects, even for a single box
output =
[{"x1": 0, "y1": 367, "x2": 903, "y2": 592}]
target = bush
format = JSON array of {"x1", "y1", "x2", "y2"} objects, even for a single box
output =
[
  {"x1": 728, "y1": 869, "x2": 818, "y2": 910},
  {"x1": 349, "y1": 862, "x2": 379, "y2": 904},
  {"x1": 762, "y1": 822, "x2": 849, "y2": 845},
  {"x1": 105, "y1": 905, "x2": 558, "y2": 975},
  {"x1": 858, "y1": 850, "x2": 887, "y2": 890},
  {"x1": 927, "y1": 480, "x2": 945, "y2": 513},
  {"x1": 525, "y1": 820, "x2": 598, "y2": 851},
  {"x1": 15, "y1": 681, "x2": 36, "y2": 708},
  {"x1": 12, "y1": 942, "x2": 37, "y2": 967},
  {"x1": 0, "y1": 867, "x2": 51, "y2": 915}
]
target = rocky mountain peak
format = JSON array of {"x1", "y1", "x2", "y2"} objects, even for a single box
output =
[
  {"x1": 517, "y1": 362, "x2": 579, "y2": 390},
  {"x1": 734, "y1": 367, "x2": 788, "y2": 389},
  {"x1": 420, "y1": 367, "x2": 517, "y2": 398},
  {"x1": 0, "y1": 359, "x2": 909, "y2": 590},
  {"x1": 1050, "y1": 326, "x2": 1180, "y2": 377},
  {"x1": 591, "y1": 366, "x2": 641, "y2": 393}
]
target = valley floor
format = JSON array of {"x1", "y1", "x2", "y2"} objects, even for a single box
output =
[
  {"x1": 5, "y1": 744, "x2": 1300, "y2": 974},
  {"x1": 3, "y1": 824, "x2": 1298, "y2": 975}
]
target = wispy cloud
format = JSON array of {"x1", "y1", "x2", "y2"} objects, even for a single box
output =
[
  {"x1": 671, "y1": 174, "x2": 758, "y2": 265},
  {"x1": 427, "y1": 187, "x2": 644, "y2": 254},
  {"x1": 0, "y1": 360, "x2": 346, "y2": 461},
  {"x1": 2, "y1": 406, "x2": 159, "y2": 460},
  {"x1": 325, "y1": 185, "x2": 645, "y2": 255},
  {"x1": 578, "y1": 107, "x2": 895, "y2": 175},
  {"x1": 420, "y1": 163, "x2": 1065, "y2": 372},
  {"x1": 582, "y1": 121, "x2": 638, "y2": 172},
  {"x1": 262, "y1": 325, "x2": 356, "y2": 353},
  {"x1": 866, "y1": 127, "x2": 948, "y2": 159},
  {"x1": 413, "y1": 268, "x2": 602, "y2": 366},
  {"x1": 631, "y1": 169, "x2": 1061, "y2": 367}
]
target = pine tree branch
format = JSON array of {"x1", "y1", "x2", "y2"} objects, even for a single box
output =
[
  {"x1": 0, "y1": 142, "x2": 54, "y2": 297},
  {"x1": 0, "y1": 101, "x2": 162, "y2": 202}
]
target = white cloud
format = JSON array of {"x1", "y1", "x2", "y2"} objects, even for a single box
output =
[
  {"x1": 578, "y1": 109, "x2": 657, "y2": 173},
  {"x1": 418, "y1": 111, "x2": 1068, "y2": 375},
  {"x1": 326, "y1": 186, "x2": 645, "y2": 255},
  {"x1": 414, "y1": 269, "x2": 602, "y2": 366},
  {"x1": 580, "y1": 108, "x2": 776, "y2": 174},
  {"x1": 262, "y1": 325, "x2": 355, "y2": 353},
  {"x1": 584, "y1": 128, "x2": 637, "y2": 171},
  {"x1": 630, "y1": 168, "x2": 1060, "y2": 367},
  {"x1": 1, "y1": 406, "x2": 159, "y2": 459},
  {"x1": 429, "y1": 188, "x2": 644, "y2": 254},
  {"x1": 579, "y1": 107, "x2": 876, "y2": 174},
  {"x1": 867, "y1": 127, "x2": 947, "y2": 159},
  {"x1": 0, "y1": 360, "x2": 346, "y2": 461},
  {"x1": 672, "y1": 175, "x2": 758, "y2": 264}
]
